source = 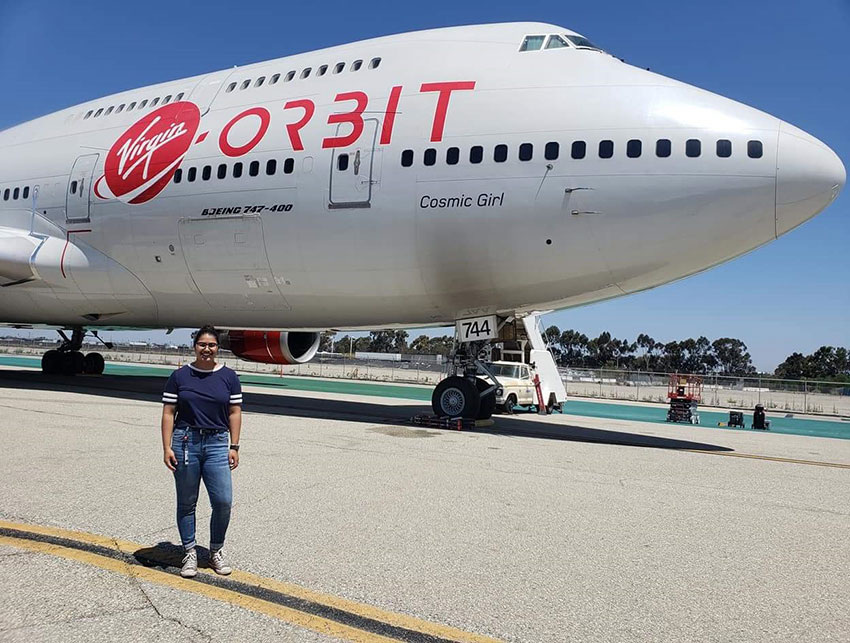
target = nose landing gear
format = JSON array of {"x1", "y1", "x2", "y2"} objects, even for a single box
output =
[
  {"x1": 40, "y1": 327, "x2": 109, "y2": 376},
  {"x1": 431, "y1": 339, "x2": 500, "y2": 420}
]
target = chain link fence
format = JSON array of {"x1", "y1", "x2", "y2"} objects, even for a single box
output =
[
  {"x1": 1, "y1": 341, "x2": 847, "y2": 416},
  {"x1": 562, "y1": 368, "x2": 850, "y2": 416}
]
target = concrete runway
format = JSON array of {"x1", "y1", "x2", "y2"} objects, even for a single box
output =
[{"x1": 1, "y1": 368, "x2": 848, "y2": 642}]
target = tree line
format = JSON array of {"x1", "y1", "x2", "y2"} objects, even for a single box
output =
[{"x1": 320, "y1": 328, "x2": 849, "y2": 381}]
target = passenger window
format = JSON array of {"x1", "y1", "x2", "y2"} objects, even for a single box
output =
[
  {"x1": 333, "y1": 62, "x2": 345, "y2": 74},
  {"x1": 128, "y1": 102, "x2": 137, "y2": 111},
  {"x1": 240, "y1": 79, "x2": 251, "y2": 90},
  {"x1": 545, "y1": 35, "x2": 569, "y2": 49},
  {"x1": 187, "y1": 167, "x2": 197, "y2": 182},
  {"x1": 94, "y1": 108, "x2": 104, "y2": 118},
  {"x1": 748, "y1": 140, "x2": 763, "y2": 158},
  {"x1": 519, "y1": 143, "x2": 533, "y2": 161},
  {"x1": 494, "y1": 144, "x2": 508, "y2": 162},
  {"x1": 163, "y1": 95, "x2": 172, "y2": 104},
  {"x1": 105, "y1": 106, "x2": 114, "y2": 116},
  {"x1": 571, "y1": 141, "x2": 586, "y2": 159},
  {"x1": 139, "y1": 100, "x2": 148, "y2": 109},
  {"x1": 202, "y1": 165, "x2": 211, "y2": 181},
  {"x1": 13, "y1": 187, "x2": 19, "y2": 199},
  {"x1": 627, "y1": 139, "x2": 642, "y2": 158},
  {"x1": 446, "y1": 147, "x2": 460, "y2": 165},
  {"x1": 337, "y1": 154, "x2": 349, "y2": 171},
  {"x1": 716, "y1": 139, "x2": 732, "y2": 158},
  {"x1": 70, "y1": 181, "x2": 78, "y2": 194},
  {"x1": 545, "y1": 142, "x2": 559, "y2": 160},
  {"x1": 217, "y1": 164, "x2": 227, "y2": 180},
  {"x1": 249, "y1": 161, "x2": 260, "y2": 176},
  {"x1": 151, "y1": 97, "x2": 160, "y2": 107},
  {"x1": 401, "y1": 150, "x2": 414, "y2": 167},
  {"x1": 283, "y1": 158, "x2": 294, "y2": 174},
  {"x1": 173, "y1": 169, "x2": 182, "y2": 184},
  {"x1": 686, "y1": 139, "x2": 701, "y2": 157},
  {"x1": 2, "y1": 188, "x2": 8, "y2": 201},
  {"x1": 599, "y1": 140, "x2": 614, "y2": 158},
  {"x1": 656, "y1": 139, "x2": 671, "y2": 157},
  {"x1": 285, "y1": 71, "x2": 296, "y2": 82},
  {"x1": 520, "y1": 35, "x2": 546, "y2": 51},
  {"x1": 254, "y1": 77, "x2": 265, "y2": 87},
  {"x1": 116, "y1": 104, "x2": 125, "y2": 113},
  {"x1": 233, "y1": 162, "x2": 243, "y2": 178},
  {"x1": 22, "y1": 186, "x2": 29, "y2": 199},
  {"x1": 84, "y1": 110, "x2": 93, "y2": 119},
  {"x1": 300, "y1": 68, "x2": 311, "y2": 79},
  {"x1": 266, "y1": 159, "x2": 277, "y2": 175},
  {"x1": 226, "y1": 82, "x2": 236, "y2": 93},
  {"x1": 270, "y1": 74, "x2": 280, "y2": 85},
  {"x1": 470, "y1": 146, "x2": 483, "y2": 164},
  {"x1": 317, "y1": 65, "x2": 327, "y2": 76},
  {"x1": 369, "y1": 57, "x2": 381, "y2": 69},
  {"x1": 175, "y1": 93, "x2": 184, "y2": 101},
  {"x1": 424, "y1": 149, "x2": 437, "y2": 166},
  {"x1": 352, "y1": 60, "x2": 363, "y2": 71}
]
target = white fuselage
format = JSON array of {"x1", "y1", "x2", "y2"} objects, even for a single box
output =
[{"x1": 0, "y1": 23, "x2": 844, "y2": 331}]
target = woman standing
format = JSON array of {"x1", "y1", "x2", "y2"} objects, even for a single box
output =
[{"x1": 161, "y1": 325, "x2": 242, "y2": 578}]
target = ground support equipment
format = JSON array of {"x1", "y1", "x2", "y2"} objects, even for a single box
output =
[{"x1": 666, "y1": 373, "x2": 703, "y2": 424}]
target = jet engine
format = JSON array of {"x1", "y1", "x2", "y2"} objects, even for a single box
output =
[{"x1": 220, "y1": 330, "x2": 321, "y2": 364}]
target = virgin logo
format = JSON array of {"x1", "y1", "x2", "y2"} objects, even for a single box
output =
[{"x1": 102, "y1": 102, "x2": 201, "y2": 204}]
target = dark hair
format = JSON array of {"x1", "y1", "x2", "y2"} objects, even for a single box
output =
[{"x1": 193, "y1": 324, "x2": 220, "y2": 345}]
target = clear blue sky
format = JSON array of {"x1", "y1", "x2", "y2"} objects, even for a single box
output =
[{"x1": 0, "y1": 0, "x2": 847, "y2": 371}]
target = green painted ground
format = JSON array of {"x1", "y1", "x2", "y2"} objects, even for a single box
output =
[{"x1": 3, "y1": 355, "x2": 848, "y2": 440}]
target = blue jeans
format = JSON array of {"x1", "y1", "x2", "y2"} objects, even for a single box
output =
[{"x1": 172, "y1": 427, "x2": 232, "y2": 552}]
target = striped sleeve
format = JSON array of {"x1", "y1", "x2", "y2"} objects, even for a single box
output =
[
  {"x1": 228, "y1": 370, "x2": 243, "y2": 406},
  {"x1": 162, "y1": 371, "x2": 178, "y2": 404}
]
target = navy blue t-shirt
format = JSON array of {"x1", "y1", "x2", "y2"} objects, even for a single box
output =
[{"x1": 162, "y1": 364, "x2": 242, "y2": 430}]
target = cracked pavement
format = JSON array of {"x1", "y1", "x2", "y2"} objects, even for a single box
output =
[{"x1": 1, "y1": 378, "x2": 849, "y2": 642}]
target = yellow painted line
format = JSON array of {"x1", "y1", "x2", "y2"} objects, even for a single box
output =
[
  {"x1": 0, "y1": 520, "x2": 502, "y2": 643},
  {"x1": 0, "y1": 535, "x2": 398, "y2": 643},
  {"x1": 685, "y1": 450, "x2": 850, "y2": 469}
]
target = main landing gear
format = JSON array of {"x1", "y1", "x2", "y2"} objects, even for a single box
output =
[
  {"x1": 431, "y1": 340, "x2": 499, "y2": 421},
  {"x1": 40, "y1": 327, "x2": 110, "y2": 376}
]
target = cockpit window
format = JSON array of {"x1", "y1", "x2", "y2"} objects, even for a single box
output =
[
  {"x1": 545, "y1": 35, "x2": 569, "y2": 49},
  {"x1": 519, "y1": 35, "x2": 546, "y2": 52},
  {"x1": 565, "y1": 34, "x2": 603, "y2": 51}
]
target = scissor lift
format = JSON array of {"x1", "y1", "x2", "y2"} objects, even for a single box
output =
[{"x1": 666, "y1": 374, "x2": 702, "y2": 424}]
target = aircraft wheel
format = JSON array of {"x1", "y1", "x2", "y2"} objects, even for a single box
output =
[
  {"x1": 84, "y1": 352, "x2": 105, "y2": 375},
  {"x1": 546, "y1": 393, "x2": 558, "y2": 414},
  {"x1": 42, "y1": 350, "x2": 62, "y2": 374},
  {"x1": 432, "y1": 376, "x2": 480, "y2": 419},
  {"x1": 61, "y1": 351, "x2": 85, "y2": 376},
  {"x1": 475, "y1": 377, "x2": 496, "y2": 420}
]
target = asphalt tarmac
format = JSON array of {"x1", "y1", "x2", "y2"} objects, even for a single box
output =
[{"x1": 1, "y1": 368, "x2": 848, "y2": 642}]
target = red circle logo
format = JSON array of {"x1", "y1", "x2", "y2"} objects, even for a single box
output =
[{"x1": 104, "y1": 101, "x2": 200, "y2": 204}]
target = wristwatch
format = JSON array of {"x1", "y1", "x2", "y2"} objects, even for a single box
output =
[{"x1": 229, "y1": 444, "x2": 240, "y2": 451}]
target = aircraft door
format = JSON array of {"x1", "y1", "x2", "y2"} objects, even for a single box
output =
[
  {"x1": 66, "y1": 154, "x2": 99, "y2": 223},
  {"x1": 328, "y1": 118, "x2": 379, "y2": 209},
  {"x1": 188, "y1": 69, "x2": 236, "y2": 116},
  {"x1": 178, "y1": 214, "x2": 290, "y2": 311}
]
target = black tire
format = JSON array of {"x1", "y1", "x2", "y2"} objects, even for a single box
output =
[
  {"x1": 432, "y1": 376, "x2": 481, "y2": 419},
  {"x1": 42, "y1": 350, "x2": 61, "y2": 374},
  {"x1": 61, "y1": 351, "x2": 85, "y2": 376},
  {"x1": 503, "y1": 395, "x2": 517, "y2": 415},
  {"x1": 546, "y1": 393, "x2": 558, "y2": 414},
  {"x1": 84, "y1": 352, "x2": 105, "y2": 375},
  {"x1": 474, "y1": 378, "x2": 496, "y2": 420}
]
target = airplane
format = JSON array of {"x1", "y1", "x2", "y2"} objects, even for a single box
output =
[{"x1": 0, "y1": 22, "x2": 844, "y2": 420}]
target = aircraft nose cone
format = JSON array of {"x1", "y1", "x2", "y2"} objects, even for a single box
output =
[{"x1": 776, "y1": 122, "x2": 845, "y2": 236}]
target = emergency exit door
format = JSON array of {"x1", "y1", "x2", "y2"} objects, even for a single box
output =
[
  {"x1": 66, "y1": 154, "x2": 99, "y2": 223},
  {"x1": 328, "y1": 118, "x2": 379, "y2": 209}
]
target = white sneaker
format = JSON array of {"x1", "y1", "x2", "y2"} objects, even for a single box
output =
[
  {"x1": 180, "y1": 549, "x2": 198, "y2": 578},
  {"x1": 209, "y1": 549, "x2": 232, "y2": 575}
]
